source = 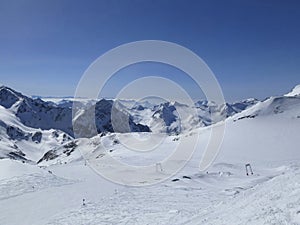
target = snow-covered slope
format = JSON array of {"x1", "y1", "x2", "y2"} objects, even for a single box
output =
[
  {"x1": 1, "y1": 84, "x2": 300, "y2": 225},
  {"x1": 2, "y1": 106, "x2": 300, "y2": 224},
  {"x1": 232, "y1": 95, "x2": 300, "y2": 122},
  {"x1": 0, "y1": 105, "x2": 72, "y2": 162}
]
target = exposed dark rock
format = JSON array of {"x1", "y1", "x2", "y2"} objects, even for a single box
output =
[
  {"x1": 8, "y1": 151, "x2": 27, "y2": 161},
  {"x1": 6, "y1": 126, "x2": 29, "y2": 141},
  {"x1": 32, "y1": 131, "x2": 42, "y2": 143},
  {"x1": 37, "y1": 150, "x2": 58, "y2": 163},
  {"x1": 62, "y1": 141, "x2": 77, "y2": 156}
]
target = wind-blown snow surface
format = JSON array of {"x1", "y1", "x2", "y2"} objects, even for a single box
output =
[{"x1": 1, "y1": 85, "x2": 300, "y2": 224}]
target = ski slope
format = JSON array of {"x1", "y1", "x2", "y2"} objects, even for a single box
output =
[{"x1": 1, "y1": 113, "x2": 300, "y2": 224}]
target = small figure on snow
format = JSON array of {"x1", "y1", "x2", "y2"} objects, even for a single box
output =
[
  {"x1": 82, "y1": 198, "x2": 86, "y2": 206},
  {"x1": 245, "y1": 163, "x2": 254, "y2": 176}
]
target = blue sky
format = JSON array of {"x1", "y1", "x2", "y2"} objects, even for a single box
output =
[{"x1": 0, "y1": 0, "x2": 300, "y2": 102}]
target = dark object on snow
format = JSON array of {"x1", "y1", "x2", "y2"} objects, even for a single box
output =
[
  {"x1": 182, "y1": 176, "x2": 191, "y2": 180},
  {"x1": 245, "y1": 163, "x2": 254, "y2": 176},
  {"x1": 82, "y1": 198, "x2": 86, "y2": 206},
  {"x1": 172, "y1": 178, "x2": 180, "y2": 182}
]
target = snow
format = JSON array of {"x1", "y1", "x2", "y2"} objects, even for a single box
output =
[
  {"x1": 1, "y1": 84, "x2": 300, "y2": 224},
  {"x1": 0, "y1": 105, "x2": 72, "y2": 161},
  {"x1": 1, "y1": 112, "x2": 300, "y2": 224},
  {"x1": 285, "y1": 84, "x2": 300, "y2": 97},
  {"x1": 0, "y1": 159, "x2": 43, "y2": 179},
  {"x1": 2, "y1": 160, "x2": 299, "y2": 224},
  {"x1": 0, "y1": 161, "x2": 118, "y2": 225},
  {"x1": 184, "y1": 163, "x2": 300, "y2": 225}
]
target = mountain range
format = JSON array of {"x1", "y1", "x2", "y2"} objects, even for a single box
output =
[{"x1": 0, "y1": 84, "x2": 299, "y2": 164}]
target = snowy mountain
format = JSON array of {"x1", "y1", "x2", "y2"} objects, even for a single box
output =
[
  {"x1": 126, "y1": 98, "x2": 258, "y2": 134},
  {"x1": 232, "y1": 94, "x2": 300, "y2": 122},
  {"x1": 73, "y1": 99, "x2": 150, "y2": 138},
  {"x1": 1, "y1": 84, "x2": 300, "y2": 225},
  {"x1": 0, "y1": 105, "x2": 72, "y2": 162},
  {"x1": 38, "y1": 84, "x2": 300, "y2": 167},
  {"x1": 0, "y1": 86, "x2": 73, "y2": 136},
  {"x1": 0, "y1": 86, "x2": 261, "y2": 140},
  {"x1": 195, "y1": 98, "x2": 259, "y2": 120},
  {"x1": 285, "y1": 84, "x2": 300, "y2": 97},
  {"x1": 0, "y1": 86, "x2": 150, "y2": 162},
  {"x1": 0, "y1": 86, "x2": 150, "y2": 139},
  {"x1": 1, "y1": 84, "x2": 299, "y2": 164}
]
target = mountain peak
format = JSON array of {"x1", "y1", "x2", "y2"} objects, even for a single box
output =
[
  {"x1": 0, "y1": 86, "x2": 25, "y2": 108},
  {"x1": 0, "y1": 85, "x2": 19, "y2": 93},
  {"x1": 285, "y1": 84, "x2": 300, "y2": 97}
]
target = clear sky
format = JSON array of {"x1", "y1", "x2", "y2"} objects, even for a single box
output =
[{"x1": 0, "y1": 0, "x2": 300, "y2": 102}]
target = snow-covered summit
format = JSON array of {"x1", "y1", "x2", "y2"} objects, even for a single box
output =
[
  {"x1": 0, "y1": 86, "x2": 25, "y2": 108},
  {"x1": 285, "y1": 84, "x2": 300, "y2": 97}
]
